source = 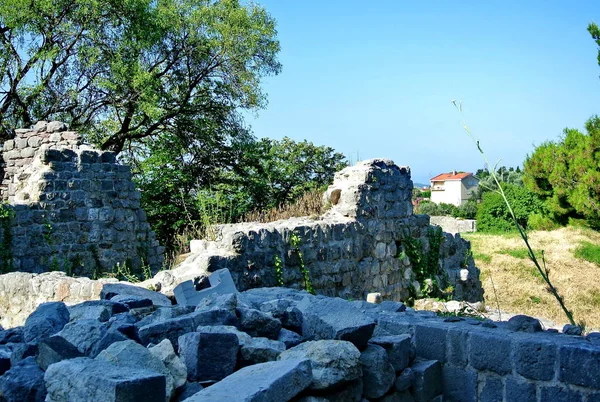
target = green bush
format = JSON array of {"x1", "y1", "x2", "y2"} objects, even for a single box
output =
[
  {"x1": 476, "y1": 184, "x2": 545, "y2": 233},
  {"x1": 528, "y1": 213, "x2": 560, "y2": 231},
  {"x1": 453, "y1": 200, "x2": 478, "y2": 219}
]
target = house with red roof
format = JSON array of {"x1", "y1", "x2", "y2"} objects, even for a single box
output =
[{"x1": 430, "y1": 171, "x2": 479, "y2": 206}]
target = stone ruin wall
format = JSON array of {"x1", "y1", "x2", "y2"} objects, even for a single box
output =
[
  {"x1": 164, "y1": 159, "x2": 483, "y2": 303},
  {"x1": 429, "y1": 216, "x2": 477, "y2": 234},
  {"x1": 0, "y1": 121, "x2": 164, "y2": 276}
]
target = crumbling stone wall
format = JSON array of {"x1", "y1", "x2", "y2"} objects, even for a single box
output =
[
  {"x1": 429, "y1": 216, "x2": 477, "y2": 234},
  {"x1": 168, "y1": 159, "x2": 483, "y2": 302},
  {"x1": 0, "y1": 121, "x2": 163, "y2": 276}
]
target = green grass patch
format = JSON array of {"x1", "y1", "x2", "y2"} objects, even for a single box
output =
[
  {"x1": 497, "y1": 248, "x2": 530, "y2": 259},
  {"x1": 472, "y1": 252, "x2": 492, "y2": 264},
  {"x1": 574, "y1": 241, "x2": 600, "y2": 266}
]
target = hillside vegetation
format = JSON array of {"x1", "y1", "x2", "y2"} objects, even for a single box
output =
[{"x1": 463, "y1": 227, "x2": 600, "y2": 330}]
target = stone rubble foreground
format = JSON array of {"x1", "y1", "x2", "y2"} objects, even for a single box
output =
[{"x1": 0, "y1": 273, "x2": 598, "y2": 401}]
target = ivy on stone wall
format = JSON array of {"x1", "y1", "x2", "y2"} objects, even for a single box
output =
[{"x1": 0, "y1": 204, "x2": 14, "y2": 273}]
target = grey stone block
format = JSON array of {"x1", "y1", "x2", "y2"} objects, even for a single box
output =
[
  {"x1": 178, "y1": 331, "x2": 239, "y2": 382},
  {"x1": 480, "y1": 375, "x2": 503, "y2": 402},
  {"x1": 36, "y1": 336, "x2": 83, "y2": 370},
  {"x1": 559, "y1": 342, "x2": 600, "y2": 388},
  {"x1": 360, "y1": 344, "x2": 395, "y2": 399},
  {"x1": 411, "y1": 360, "x2": 441, "y2": 402},
  {"x1": 57, "y1": 319, "x2": 107, "y2": 356},
  {"x1": 414, "y1": 323, "x2": 448, "y2": 363},
  {"x1": 277, "y1": 328, "x2": 303, "y2": 349},
  {"x1": 240, "y1": 337, "x2": 286, "y2": 366},
  {"x1": 441, "y1": 365, "x2": 477, "y2": 402},
  {"x1": 0, "y1": 345, "x2": 11, "y2": 375},
  {"x1": 0, "y1": 357, "x2": 46, "y2": 402},
  {"x1": 236, "y1": 307, "x2": 282, "y2": 339},
  {"x1": 507, "y1": 315, "x2": 543, "y2": 333},
  {"x1": 505, "y1": 376, "x2": 536, "y2": 402},
  {"x1": 101, "y1": 283, "x2": 171, "y2": 307},
  {"x1": 369, "y1": 334, "x2": 412, "y2": 372},
  {"x1": 278, "y1": 340, "x2": 361, "y2": 390},
  {"x1": 138, "y1": 314, "x2": 196, "y2": 349},
  {"x1": 192, "y1": 308, "x2": 238, "y2": 327},
  {"x1": 9, "y1": 342, "x2": 38, "y2": 366},
  {"x1": 23, "y1": 302, "x2": 70, "y2": 343},
  {"x1": 185, "y1": 359, "x2": 312, "y2": 402},
  {"x1": 469, "y1": 330, "x2": 512, "y2": 374},
  {"x1": 540, "y1": 385, "x2": 584, "y2": 402},
  {"x1": 446, "y1": 327, "x2": 469, "y2": 367},
  {"x1": 176, "y1": 381, "x2": 204, "y2": 402},
  {"x1": 394, "y1": 367, "x2": 414, "y2": 392},
  {"x1": 297, "y1": 297, "x2": 375, "y2": 348},
  {"x1": 68, "y1": 300, "x2": 127, "y2": 322},
  {"x1": 515, "y1": 336, "x2": 557, "y2": 380},
  {"x1": 44, "y1": 357, "x2": 166, "y2": 402},
  {"x1": 96, "y1": 339, "x2": 176, "y2": 400},
  {"x1": 148, "y1": 339, "x2": 188, "y2": 391}
]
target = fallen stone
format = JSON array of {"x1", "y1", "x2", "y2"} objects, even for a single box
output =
[
  {"x1": 563, "y1": 324, "x2": 582, "y2": 336},
  {"x1": 236, "y1": 307, "x2": 282, "y2": 339},
  {"x1": 366, "y1": 292, "x2": 382, "y2": 304},
  {"x1": 178, "y1": 330, "x2": 239, "y2": 381},
  {"x1": 68, "y1": 300, "x2": 128, "y2": 322},
  {"x1": 195, "y1": 293, "x2": 244, "y2": 313},
  {"x1": 135, "y1": 305, "x2": 195, "y2": 328},
  {"x1": 175, "y1": 269, "x2": 238, "y2": 307},
  {"x1": 278, "y1": 340, "x2": 362, "y2": 390},
  {"x1": 377, "y1": 301, "x2": 407, "y2": 313},
  {"x1": 184, "y1": 359, "x2": 312, "y2": 402},
  {"x1": 149, "y1": 339, "x2": 188, "y2": 391},
  {"x1": 278, "y1": 328, "x2": 303, "y2": 349},
  {"x1": 195, "y1": 325, "x2": 252, "y2": 345},
  {"x1": 297, "y1": 378, "x2": 364, "y2": 402},
  {"x1": 23, "y1": 302, "x2": 70, "y2": 343},
  {"x1": 88, "y1": 329, "x2": 130, "y2": 358},
  {"x1": 0, "y1": 357, "x2": 46, "y2": 402},
  {"x1": 240, "y1": 337, "x2": 286, "y2": 366},
  {"x1": 297, "y1": 297, "x2": 375, "y2": 348},
  {"x1": 394, "y1": 368, "x2": 414, "y2": 392},
  {"x1": 0, "y1": 327, "x2": 23, "y2": 345},
  {"x1": 109, "y1": 295, "x2": 154, "y2": 309},
  {"x1": 369, "y1": 335, "x2": 412, "y2": 372},
  {"x1": 101, "y1": 283, "x2": 172, "y2": 307},
  {"x1": 36, "y1": 336, "x2": 83, "y2": 370},
  {"x1": 96, "y1": 339, "x2": 176, "y2": 400},
  {"x1": 507, "y1": 315, "x2": 542, "y2": 333},
  {"x1": 411, "y1": 360, "x2": 442, "y2": 402},
  {"x1": 138, "y1": 314, "x2": 197, "y2": 349},
  {"x1": 44, "y1": 357, "x2": 166, "y2": 402},
  {"x1": 176, "y1": 381, "x2": 204, "y2": 402},
  {"x1": 9, "y1": 342, "x2": 38, "y2": 366},
  {"x1": 360, "y1": 344, "x2": 395, "y2": 399},
  {"x1": 192, "y1": 308, "x2": 238, "y2": 327},
  {"x1": 0, "y1": 345, "x2": 11, "y2": 375},
  {"x1": 57, "y1": 319, "x2": 107, "y2": 355}
]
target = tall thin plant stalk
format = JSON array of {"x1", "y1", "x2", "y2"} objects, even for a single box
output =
[{"x1": 452, "y1": 100, "x2": 576, "y2": 326}]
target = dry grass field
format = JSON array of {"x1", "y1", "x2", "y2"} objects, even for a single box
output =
[{"x1": 462, "y1": 227, "x2": 600, "y2": 331}]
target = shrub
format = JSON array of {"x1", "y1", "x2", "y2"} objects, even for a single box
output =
[
  {"x1": 453, "y1": 200, "x2": 478, "y2": 219},
  {"x1": 528, "y1": 213, "x2": 560, "y2": 231},
  {"x1": 476, "y1": 184, "x2": 545, "y2": 233}
]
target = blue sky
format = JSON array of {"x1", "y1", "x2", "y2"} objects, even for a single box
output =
[{"x1": 245, "y1": 1, "x2": 600, "y2": 184}]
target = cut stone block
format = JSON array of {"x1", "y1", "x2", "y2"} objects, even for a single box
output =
[
  {"x1": 369, "y1": 334, "x2": 412, "y2": 372},
  {"x1": 185, "y1": 359, "x2": 312, "y2": 402},
  {"x1": 23, "y1": 302, "x2": 70, "y2": 343},
  {"x1": 0, "y1": 357, "x2": 46, "y2": 402},
  {"x1": 36, "y1": 336, "x2": 83, "y2": 371},
  {"x1": 174, "y1": 269, "x2": 238, "y2": 307},
  {"x1": 236, "y1": 307, "x2": 282, "y2": 339},
  {"x1": 411, "y1": 360, "x2": 442, "y2": 402},
  {"x1": 44, "y1": 357, "x2": 166, "y2": 402},
  {"x1": 278, "y1": 340, "x2": 361, "y2": 390},
  {"x1": 297, "y1": 297, "x2": 375, "y2": 348},
  {"x1": 178, "y1": 331, "x2": 239, "y2": 382},
  {"x1": 101, "y1": 283, "x2": 172, "y2": 307},
  {"x1": 360, "y1": 344, "x2": 395, "y2": 399}
]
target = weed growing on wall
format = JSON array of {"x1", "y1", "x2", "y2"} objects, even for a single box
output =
[
  {"x1": 274, "y1": 254, "x2": 284, "y2": 286},
  {"x1": 452, "y1": 100, "x2": 577, "y2": 326},
  {"x1": 0, "y1": 203, "x2": 14, "y2": 273},
  {"x1": 290, "y1": 233, "x2": 314, "y2": 294}
]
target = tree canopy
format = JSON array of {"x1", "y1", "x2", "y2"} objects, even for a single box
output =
[
  {"x1": 523, "y1": 117, "x2": 600, "y2": 228},
  {"x1": 0, "y1": 0, "x2": 281, "y2": 153}
]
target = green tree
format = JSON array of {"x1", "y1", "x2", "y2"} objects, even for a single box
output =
[
  {"x1": 589, "y1": 22, "x2": 600, "y2": 69},
  {"x1": 0, "y1": 0, "x2": 281, "y2": 153},
  {"x1": 524, "y1": 117, "x2": 600, "y2": 228}
]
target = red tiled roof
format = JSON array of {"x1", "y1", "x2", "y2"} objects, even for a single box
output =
[{"x1": 430, "y1": 172, "x2": 473, "y2": 181}]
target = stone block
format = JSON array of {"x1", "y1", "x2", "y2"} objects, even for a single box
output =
[
  {"x1": 96, "y1": 339, "x2": 176, "y2": 400},
  {"x1": 507, "y1": 315, "x2": 543, "y2": 332},
  {"x1": 410, "y1": 359, "x2": 441, "y2": 402},
  {"x1": 57, "y1": 319, "x2": 107, "y2": 356},
  {"x1": 559, "y1": 342, "x2": 600, "y2": 388},
  {"x1": 414, "y1": 323, "x2": 447, "y2": 363},
  {"x1": 360, "y1": 344, "x2": 395, "y2": 399},
  {"x1": 479, "y1": 375, "x2": 503, "y2": 402},
  {"x1": 446, "y1": 326, "x2": 469, "y2": 367},
  {"x1": 469, "y1": 330, "x2": 512, "y2": 375},
  {"x1": 505, "y1": 376, "x2": 536, "y2": 402},
  {"x1": 369, "y1": 334, "x2": 412, "y2": 372},
  {"x1": 441, "y1": 365, "x2": 477, "y2": 402},
  {"x1": 0, "y1": 345, "x2": 11, "y2": 375},
  {"x1": 44, "y1": 357, "x2": 166, "y2": 402},
  {"x1": 278, "y1": 340, "x2": 361, "y2": 390},
  {"x1": 277, "y1": 328, "x2": 303, "y2": 349},
  {"x1": 539, "y1": 385, "x2": 584, "y2": 402},
  {"x1": 515, "y1": 336, "x2": 557, "y2": 380},
  {"x1": 240, "y1": 337, "x2": 286, "y2": 366},
  {"x1": 101, "y1": 283, "x2": 172, "y2": 307},
  {"x1": 36, "y1": 336, "x2": 84, "y2": 370},
  {"x1": 0, "y1": 357, "x2": 46, "y2": 402},
  {"x1": 187, "y1": 359, "x2": 312, "y2": 402},
  {"x1": 23, "y1": 302, "x2": 70, "y2": 343},
  {"x1": 297, "y1": 297, "x2": 375, "y2": 348},
  {"x1": 138, "y1": 315, "x2": 195, "y2": 349},
  {"x1": 236, "y1": 307, "x2": 282, "y2": 339},
  {"x1": 68, "y1": 300, "x2": 127, "y2": 322},
  {"x1": 178, "y1": 331, "x2": 239, "y2": 382},
  {"x1": 148, "y1": 339, "x2": 188, "y2": 391}
]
